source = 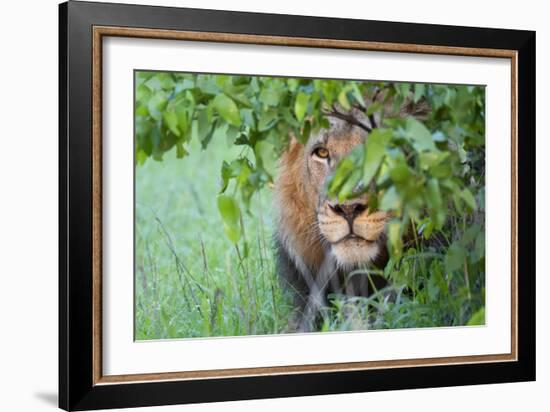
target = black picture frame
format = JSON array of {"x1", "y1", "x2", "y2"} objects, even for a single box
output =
[{"x1": 59, "y1": 1, "x2": 536, "y2": 410}]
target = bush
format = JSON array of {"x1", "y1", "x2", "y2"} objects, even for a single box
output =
[{"x1": 135, "y1": 71, "x2": 485, "y2": 335}]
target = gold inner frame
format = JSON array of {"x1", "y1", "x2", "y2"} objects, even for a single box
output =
[{"x1": 91, "y1": 26, "x2": 518, "y2": 385}]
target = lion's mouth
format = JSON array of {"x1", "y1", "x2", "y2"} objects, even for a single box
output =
[{"x1": 332, "y1": 233, "x2": 373, "y2": 245}]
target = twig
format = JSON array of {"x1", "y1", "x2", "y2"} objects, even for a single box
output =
[
  {"x1": 200, "y1": 239, "x2": 211, "y2": 288},
  {"x1": 155, "y1": 216, "x2": 205, "y2": 317},
  {"x1": 324, "y1": 105, "x2": 372, "y2": 133}
]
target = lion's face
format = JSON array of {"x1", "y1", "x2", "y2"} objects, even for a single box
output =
[
  {"x1": 275, "y1": 96, "x2": 427, "y2": 298},
  {"x1": 302, "y1": 119, "x2": 389, "y2": 268}
]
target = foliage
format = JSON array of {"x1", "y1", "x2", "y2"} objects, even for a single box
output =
[
  {"x1": 135, "y1": 72, "x2": 378, "y2": 205},
  {"x1": 135, "y1": 71, "x2": 486, "y2": 336}
]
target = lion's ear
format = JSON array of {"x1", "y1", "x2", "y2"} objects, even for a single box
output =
[
  {"x1": 281, "y1": 134, "x2": 304, "y2": 165},
  {"x1": 288, "y1": 134, "x2": 299, "y2": 147},
  {"x1": 366, "y1": 86, "x2": 431, "y2": 124},
  {"x1": 399, "y1": 97, "x2": 430, "y2": 121},
  {"x1": 286, "y1": 133, "x2": 305, "y2": 153}
]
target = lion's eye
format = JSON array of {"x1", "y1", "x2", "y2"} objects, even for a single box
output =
[{"x1": 313, "y1": 147, "x2": 330, "y2": 159}]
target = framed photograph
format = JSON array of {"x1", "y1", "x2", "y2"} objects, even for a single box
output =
[{"x1": 59, "y1": 1, "x2": 535, "y2": 410}]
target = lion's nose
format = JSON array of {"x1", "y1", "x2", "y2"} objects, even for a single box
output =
[{"x1": 329, "y1": 202, "x2": 368, "y2": 222}]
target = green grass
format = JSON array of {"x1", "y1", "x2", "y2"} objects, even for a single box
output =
[
  {"x1": 135, "y1": 139, "x2": 295, "y2": 340},
  {"x1": 135, "y1": 139, "x2": 485, "y2": 341}
]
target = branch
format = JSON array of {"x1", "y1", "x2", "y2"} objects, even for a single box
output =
[
  {"x1": 368, "y1": 113, "x2": 377, "y2": 130},
  {"x1": 324, "y1": 105, "x2": 372, "y2": 133},
  {"x1": 368, "y1": 87, "x2": 382, "y2": 129}
]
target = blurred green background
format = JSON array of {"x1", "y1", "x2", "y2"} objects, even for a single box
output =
[{"x1": 135, "y1": 138, "x2": 294, "y2": 340}]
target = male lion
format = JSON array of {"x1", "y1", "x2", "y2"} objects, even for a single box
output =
[{"x1": 273, "y1": 96, "x2": 428, "y2": 328}]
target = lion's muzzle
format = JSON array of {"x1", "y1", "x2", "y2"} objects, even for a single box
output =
[{"x1": 317, "y1": 198, "x2": 389, "y2": 267}]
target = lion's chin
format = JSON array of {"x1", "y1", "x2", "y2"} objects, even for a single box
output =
[{"x1": 330, "y1": 238, "x2": 380, "y2": 269}]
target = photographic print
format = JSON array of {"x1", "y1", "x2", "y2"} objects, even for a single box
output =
[
  {"x1": 134, "y1": 72, "x2": 486, "y2": 339},
  {"x1": 60, "y1": 3, "x2": 534, "y2": 408}
]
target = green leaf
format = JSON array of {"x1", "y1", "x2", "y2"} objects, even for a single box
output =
[
  {"x1": 425, "y1": 178, "x2": 445, "y2": 229},
  {"x1": 240, "y1": 108, "x2": 256, "y2": 130},
  {"x1": 474, "y1": 230, "x2": 485, "y2": 262},
  {"x1": 425, "y1": 178, "x2": 442, "y2": 210},
  {"x1": 389, "y1": 163, "x2": 411, "y2": 183},
  {"x1": 135, "y1": 105, "x2": 149, "y2": 116},
  {"x1": 255, "y1": 140, "x2": 277, "y2": 178},
  {"x1": 452, "y1": 193, "x2": 464, "y2": 214},
  {"x1": 213, "y1": 93, "x2": 241, "y2": 127},
  {"x1": 214, "y1": 74, "x2": 230, "y2": 88},
  {"x1": 176, "y1": 108, "x2": 189, "y2": 139},
  {"x1": 258, "y1": 109, "x2": 278, "y2": 132},
  {"x1": 430, "y1": 161, "x2": 452, "y2": 179},
  {"x1": 225, "y1": 126, "x2": 240, "y2": 147},
  {"x1": 419, "y1": 151, "x2": 449, "y2": 171},
  {"x1": 380, "y1": 186, "x2": 402, "y2": 212},
  {"x1": 287, "y1": 78, "x2": 300, "y2": 92},
  {"x1": 147, "y1": 92, "x2": 168, "y2": 121},
  {"x1": 338, "y1": 88, "x2": 351, "y2": 110},
  {"x1": 366, "y1": 102, "x2": 382, "y2": 116},
  {"x1": 219, "y1": 160, "x2": 234, "y2": 193},
  {"x1": 461, "y1": 188, "x2": 477, "y2": 210},
  {"x1": 467, "y1": 307, "x2": 485, "y2": 326},
  {"x1": 147, "y1": 72, "x2": 175, "y2": 90},
  {"x1": 406, "y1": 118, "x2": 435, "y2": 152},
  {"x1": 387, "y1": 220, "x2": 403, "y2": 258},
  {"x1": 368, "y1": 192, "x2": 379, "y2": 211},
  {"x1": 217, "y1": 195, "x2": 242, "y2": 244},
  {"x1": 396, "y1": 82, "x2": 410, "y2": 97},
  {"x1": 162, "y1": 110, "x2": 180, "y2": 137},
  {"x1": 196, "y1": 75, "x2": 220, "y2": 95},
  {"x1": 259, "y1": 88, "x2": 280, "y2": 107},
  {"x1": 362, "y1": 128, "x2": 392, "y2": 185},
  {"x1": 351, "y1": 83, "x2": 366, "y2": 108},
  {"x1": 294, "y1": 92, "x2": 309, "y2": 122},
  {"x1": 460, "y1": 224, "x2": 481, "y2": 246},
  {"x1": 337, "y1": 170, "x2": 362, "y2": 202},
  {"x1": 299, "y1": 120, "x2": 311, "y2": 144},
  {"x1": 328, "y1": 158, "x2": 354, "y2": 196},
  {"x1": 429, "y1": 259, "x2": 449, "y2": 297},
  {"x1": 413, "y1": 83, "x2": 425, "y2": 103},
  {"x1": 136, "y1": 149, "x2": 148, "y2": 165},
  {"x1": 175, "y1": 142, "x2": 188, "y2": 158},
  {"x1": 197, "y1": 111, "x2": 212, "y2": 143},
  {"x1": 136, "y1": 83, "x2": 151, "y2": 101},
  {"x1": 445, "y1": 242, "x2": 466, "y2": 273}
]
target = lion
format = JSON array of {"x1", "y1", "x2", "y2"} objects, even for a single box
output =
[{"x1": 273, "y1": 94, "x2": 428, "y2": 327}]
